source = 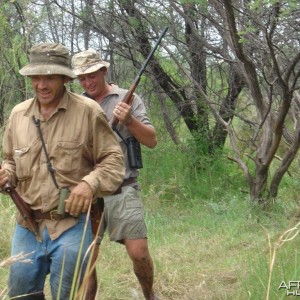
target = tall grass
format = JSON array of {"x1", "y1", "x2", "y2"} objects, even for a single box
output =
[
  {"x1": 139, "y1": 140, "x2": 300, "y2": 299},
  {"x1": 0, "y1": 194, "x2": 14, "y2": 299},
  {"x1": 1, "y1": 140, "x2": 300, "y2": 299},
  {"x1": 140, "y1": 138, "x2": 247, "y2": 205}
]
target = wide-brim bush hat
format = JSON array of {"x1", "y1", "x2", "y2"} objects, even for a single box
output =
[
  {"x1": 19, "y1": 43, "x2": 76, "y2": 79},
  {"x1": 72, "y1": 49, "x2": 110, "y2": 76}
]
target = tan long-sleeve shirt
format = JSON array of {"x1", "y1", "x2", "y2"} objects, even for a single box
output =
[{"x1": 2, "y1": 89, "x2": 125, "y2": 239}]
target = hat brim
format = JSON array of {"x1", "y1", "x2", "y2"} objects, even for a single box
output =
[
  {"x1": 73, "y1": 62, "x2": 110, "y2": 76},
  {"x1": 19, "y1": 64, "x2": 76, "y2": 79}
]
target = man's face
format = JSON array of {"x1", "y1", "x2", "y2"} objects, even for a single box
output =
[
  {"x1": 77, "y1": 69, "x2": 106, "y2": 99},
  {"x1": 30, "y1": 74, "x2": 68, "y2": 107}
]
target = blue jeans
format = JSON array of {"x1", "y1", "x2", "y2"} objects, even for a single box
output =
[{"x1": 8, "y1": 214, "x2": 92, "y2": 300}]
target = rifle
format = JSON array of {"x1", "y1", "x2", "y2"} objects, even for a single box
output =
[
  {"x1": 109, "y1": 26, "x2": 169, "y2": 130},
  {"x1": 3, "y1": 182, "x2": 39, "y2": 239},
  {"x1": 83, "y1": 198, "x2": 104, "y2": 300},
  {"x1": 86, "y1": 27, "x2": 169, "y2": 299}
]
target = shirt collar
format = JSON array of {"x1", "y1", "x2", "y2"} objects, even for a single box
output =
[
  {"x1": 24, "y1": 89, "x2": 69, "y2": 120},
  {"x1": 83, "y1": 84, "x2": 120, "y2": 102},
  {"x1": 108, "y1": 84, "x2": 121, "y2": 96}
]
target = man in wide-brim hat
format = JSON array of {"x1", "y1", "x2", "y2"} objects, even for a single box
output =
[{"x1": 0, "y1": 42, "x2": 125, "y2": 300}]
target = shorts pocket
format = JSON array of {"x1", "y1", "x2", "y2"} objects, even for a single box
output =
[
  {"x1": 121, "y1": 187, "x2": 144, "y2": 220},
  {"x1": 125, "y1": 198, "x2": 143, "y2": 209}
]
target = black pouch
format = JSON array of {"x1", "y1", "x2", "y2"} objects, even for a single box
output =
[{"x1": 126, "y1": 136, "x2": 143, "y2": 169}]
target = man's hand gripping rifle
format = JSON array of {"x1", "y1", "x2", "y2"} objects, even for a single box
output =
[{"x1": 3, "y1": 182, "x2": 39, "y2": 239}]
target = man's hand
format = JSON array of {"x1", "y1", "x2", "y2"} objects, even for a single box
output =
[
  {"x1": 65, "y1": 181, "x2": 93, "y2": 216},
  {"x1": 0, "y1": 168, "x2": 9, "y2": 188},
  {"x1": 113, "y1": 102, "x2": 133, "y2": 125}
]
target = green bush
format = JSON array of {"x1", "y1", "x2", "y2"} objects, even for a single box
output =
[{"x1": 140, "y1": 138, "x2": 247, "y2": 208}]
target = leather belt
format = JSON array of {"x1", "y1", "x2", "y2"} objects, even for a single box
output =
[
  {"x1": 32, "y1": 209, "x2": 68, "y2": 221},
  {"x1": 32, "y1": 178, "x2": 137, "y2": 220},
  {"x1": 113, "y1": 177, "x2": 137, "y2": 195}
]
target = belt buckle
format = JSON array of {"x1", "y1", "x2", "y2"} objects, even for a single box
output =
[{"x1": 50, "y1": 210, "x2": 58, "y2": 220}]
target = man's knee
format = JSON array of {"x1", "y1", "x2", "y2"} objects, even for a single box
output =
[{"x1": 125, "y1": 239, "x2": 150, "y2": 260}]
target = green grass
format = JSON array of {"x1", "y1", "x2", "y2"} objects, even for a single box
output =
[
  {"x1": 0, "y1": 194, "x2": 14, "y2": 299},
  {"x1": 93, "y1": 190, "x2": 298, "y2": 300},
  {"x1": 1, "y1": 142, "x2": 300, "y2": 299},
  {"x1": 0, "y1": 186, "x2": 298, "y2": 299}
]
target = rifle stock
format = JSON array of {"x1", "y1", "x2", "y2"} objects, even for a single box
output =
[
  {"x1": 84, "y1": 198, "x2": 104, "y2": 300},
  {"x1": 3, "y1": 182, "x2": 39, "y2": 238}
]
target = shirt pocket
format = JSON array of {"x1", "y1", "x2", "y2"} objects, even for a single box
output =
[
  {"x1": 13, "y1": 146, "x2": 31, "y2": 180},
  {"x1": 53, "y1": 141, "x2": 82, "y2": 173}
]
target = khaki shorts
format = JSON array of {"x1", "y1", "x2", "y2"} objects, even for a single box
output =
[{"x1": 99, "y1": 185, "x2": 147, "y2": 244}]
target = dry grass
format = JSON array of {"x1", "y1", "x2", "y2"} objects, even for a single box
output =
[
  {"x1": 0, "y1": 194, "x2": 15, "y2": 298},
  {"x1": 0, "y1": 191, "x2": 296, "y2": 300},
  {"x1": 94, "y1": 201, "x2": 259, "y2": 300},
  {"x1": 94, "y1": 232, "x2": 246, "y2": 300}
]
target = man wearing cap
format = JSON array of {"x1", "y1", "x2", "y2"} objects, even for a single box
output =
[
  {"x1": 0, "y1": 43, "x2": 125, "y2": 300},
  {"x1": 72, "y1": 49, "x2": 158, "y2": 300}
]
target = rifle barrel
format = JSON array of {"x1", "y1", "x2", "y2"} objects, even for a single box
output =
[
  {"x1": 109, "y1": 27, "x2": 168, "y2": 129},
  {"x1": 136, "y1": 26, "x2": 169, "y2": 80}
]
